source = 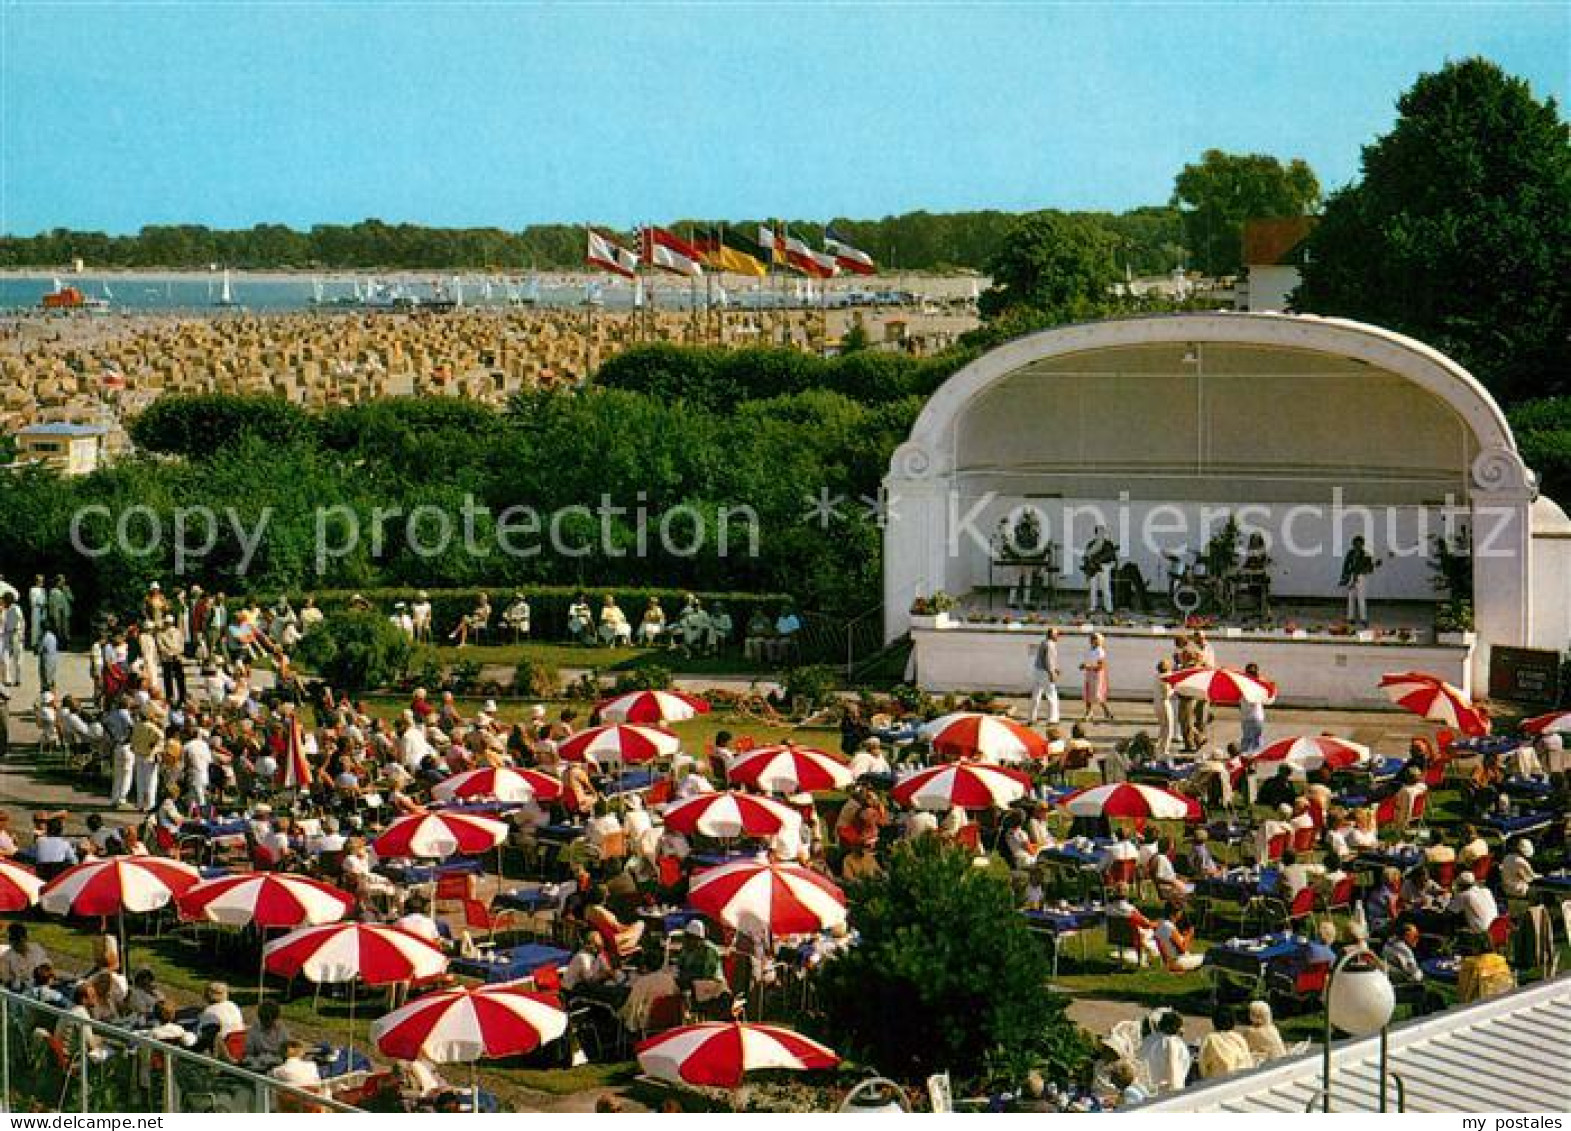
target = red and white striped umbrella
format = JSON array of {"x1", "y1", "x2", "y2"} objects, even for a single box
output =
[
  {"x1": 1251, "y1": 734, "x2": 1369, "y2": 775},
  {"x1": 1162, "y1": 666, "x2": 1277, "y2": 705},
  {"x1": 636, "y1": 1021, "x2": 839, "y2": 1089},
  {"x1": 892, "y1": 762, "x2": 1032, "y2": 811},
  {"x1": 40, "y1": 857, "x2": 202, "y2": 918},
  {"x1": 921, "y1": 712, "x2": 1048, "y2": 764},
  {"x1": 557, "y1": 723, "x2": 680, "y2": 766},
  {"x1": 431, "y1": 766, "x2": 563, "y2": 804},
  {"x1": 1380, "y1": 671, "x2": 1486, "y2": 734},
  {"x1": 1059, "y1": 782, "x2": 1202, "y2": 822},
  {"x1": 276, "y1": 714, "x2": 313, "y2": 791},
  {"x1": 263, "y1": 922, "x2": 449, "y2": 985},
  {"x1": 1522, "y1": 710, "x2": 1571, "y2": 736},
  {"x1": 725, "y1": 744, "x2": 852, "y2": 794},
  {"x1": 372, "y1": 811, "x2": 509, "y2": 859},
  {"x1": 371, "y1": 984, "x2": 568, "y2": 1064},
  {"x1": 662, "y1": 792, "x2": 801, "y2": 839},
  {"x1": 687, "y1": 858, "x2": 847, "y2": 936},
  {"x1": 177, "y1": 872, "x2": 355, "y2": 928},
  {"x1": 0, "y1": 859, "x2": 43, "y2": 912},
  {"x1": 596, "y1": 689, "x2": 710, "y2": 724}
]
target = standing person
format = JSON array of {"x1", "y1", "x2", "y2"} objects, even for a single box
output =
[
  {"x1": 36, "y1": 627, "x2": 58, "y2": 694},
  {"x1": 47, "y1": 576, "x2": 72, "y2": 647},
  {"x1": 1029, "y1": 628, "x2": 1061, "y2": 726},
  {"x1": 0, "y1": 593, "x2": 23, "y2": 687},
  {"x1": 129, "y1": 706, "x2": 165, "y2": 813},
  {"x1": 26, "y1": 575, "x2": 46, "y2": 652},
  {"x1": 157, "y1": 616, "x2": 186, "y2": 704},
  {"x1": 1081, "y1": 525, "x2": 1118, "y2": 616},
  {"x1": 1080, "y1": 632, "x2": 1114, "y2": 723},
  {"x1": 1238, "y1": 661, "x2": 1269, "y2": 754},
  {"x1": 1340, "y1": 535, "x2": 1377, "y2": 626},
  {"x1": 1152, "y1": 659, "x2": 1176, "y2": 763}
]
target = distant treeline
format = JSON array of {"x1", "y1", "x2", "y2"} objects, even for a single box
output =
[{"x1": 0, "y1": 207, "x2": 1187, "y2": 276}]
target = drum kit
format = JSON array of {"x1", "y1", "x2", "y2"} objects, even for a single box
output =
[{"x1": 1164, "y1": 550, "x2": 1270, "y2": 618}]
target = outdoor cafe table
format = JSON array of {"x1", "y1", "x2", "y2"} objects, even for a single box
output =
[
  {"x1": 429, "y1": 800, "x2": 520, "y2": 818},
  {"x1": 1350, "y1": 845, "x2": 1427, "y2": 874},
  {"x1": 638, "y1": 906, "x2": 705, "y2": 934},
  {"x1": 450, "y1": 942, "x2": 573, "y2": 984},
  {"x1": 1021, "y1": 903, "x2": 1105, "y2": 978},
  {"x1": 314, "y1": 1044, "x2": 373, "y2": 1080},
  {"x1": 1040, "y1": 840, "x2": 1109, "y2": 869},
  {"x1": 1130, "y1": 762, "x2": 1196, "y2": 786},
  {"x1": 1203, "y1": 933, "x2": 1313, "y2": 997},
  {"x1": 379, "y1": 855, "x2": 487, "y2": 886},
  {"x1": 1530, "y1": 871, "x2": 1571, "y2": 899},
  {"x1": 1196, "y1": 867, "x2": 1281, "y2": 904},
  {"x1": 1502, "y1": 775, "x2": 1554, "y2": 801},
  {"x1": 1420, "y1": 956, "x2": 1461, "y2": 985},
  {"x1": 1449, "y1": 735, "x2": 1521, "y2": 759},
  {"x1": 494, "y1": 887, "x2": 560, "y2": 915},
  {"x1": 180, "y1": 818, "x2": 250, "y2": 844},
  {"x1": 1480, "y1": 810, "x2": 1557, "y2": 840},
  {"x1": 598, "y1": 768, "x2": 660, "y2": 797},
  {"x1": 535, "y1": 823, "x2": 587, "y2": 846}
]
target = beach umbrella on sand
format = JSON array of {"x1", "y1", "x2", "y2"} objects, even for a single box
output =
[
  {"x1": 431, "y1": 766, "x2": 563, "y2": 804},
  {"x1": 1251, "y1": 735, "x2": 1369, "y2": 777},
  {"x1": 1521, "y1": 710, "x2": 1571, "y2": 736},
  {"x1": 1380, "y1": 671, "x2": 1486, "y2": 735},
  {"x1": 1162, "y1": 667, "x2": 1277, "y2": 705},
  {"x1": 725, "y1": 744, "x2": 852, "y2": 794},
  {"x1": 596, "y1": 689, "x2": 709, "y2": 724},
  {"x1": 921, "y1": 712, "x2": 1048, "y2": 764},
  {"x1": 687, "y1": 857, "x2": 847, "y2": 936},
  {"x1": 372, "y1": 984, "x2": 568, "y2": 1111},
  {"x1": 557, "y1": 723, "x2": 680, "y2": 766},
  {"x1": 372, "y1": 811, "x2": 508, "y2": 859},
  {"x1": 637, "y1": 1020, "x2": 839, "y2": 1089},
  {"x1": 662, "y1": 791, "x2": 801, "y2": 839},
  {"x1": 891, "y1": 762, "x2": 1032, "y2": 812},
  {"x1": 0, "y1": 859, "x2": 43, "y2": 912},
  {"x1": 1059, "y1": 782, "x2": 1202, "y2": 823}
]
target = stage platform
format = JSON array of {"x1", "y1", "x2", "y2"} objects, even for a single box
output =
[{"x1": 909, "y1": 599, "x2": 1473, "y2": 708}]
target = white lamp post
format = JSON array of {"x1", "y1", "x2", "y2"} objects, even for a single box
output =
[{"x1": 1321, "y1": 950, "x2": 1397, "y2": 1111}]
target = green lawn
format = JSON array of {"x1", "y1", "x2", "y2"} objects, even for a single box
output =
[{"x1": 419, "y1": 639, "x2": 780, "y2": 678}]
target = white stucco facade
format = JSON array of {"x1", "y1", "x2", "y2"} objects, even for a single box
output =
[{"x1": 884, "y1": 313, "x2": 1565, "y2": 688}]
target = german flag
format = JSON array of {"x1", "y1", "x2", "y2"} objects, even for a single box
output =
[{"x1": 694, "y1": 225, "x2": 770, "y2": 278}]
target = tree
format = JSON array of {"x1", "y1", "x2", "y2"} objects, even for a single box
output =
[
  {"x1": 978, "y1": 211, "x2": 1122, "y2": 324},
  {"x1": 816, "y1": 837, "x2": 1092, "y2": 1083},
  {"x1": 1294, "y1": 58, "x2": 1571, "y2": 405},
  {"x1": 295, "y1": 610, "x2": 412, "y2": 694},
  {"x1": 1171, "y1": 149, "x2": 1320, "y2": 276}
]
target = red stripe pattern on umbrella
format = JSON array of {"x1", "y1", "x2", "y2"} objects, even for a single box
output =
[
  {"x1": 178, "y1": 872, "x2": 355, "y2": 928},
  {"x1": 595, "y1": 690, "x2": 710, "y2": 724},
  {"x1": 263, "y1": 922, "x2": 449, "y2": 985},
  {"x1": 1523, "y1": 710, "x2": 1571, "y2": 736},
  {"x1": 0, "y1": 859, "x2": 43, "y2": 912},
  {"x1": 373, "y1": 811, "x2": 509, "y2": 859},
  {"x1": 687, "y1": 857, "x2": 847, "y2": 936},
  {"x1": 725, "y1": 745, "x2": 852, "y2": 794},
  {"x1": 1380, "y1": 671, "x2": 1486, "y2": 734},
  {"x1": 892, "y1": 762, "x2": 1032, "y2": 811},
  {"x1": 41, "y1": 857, "x2": 202, "y2": 917},
  {"x1": 1251, "y1": 735, "x2": 1368, "y2": 774},
  {"x1": 636, "y1": 1021, "x2": 839, "y2": 1089},
  {"x1": 371, "y1": 984, "x2": 568, "y2": 1064},
  {"x1": 1060, "y1": 782, "x2": 1202, "y2": 822},
  {"x1": 431, "y1": 766, "x2": 563, "y2": 804},
  {"x1": 1162, "y1": 667, "x2": 1277, "y2": 705},
  {"x1": 921, "y1": 712, "x2": 1048, "y2": 763},
  {"x1": 661, "y1": 792, "x2": 801, "y2": 839},
  {"x1": 557, "y1": 723, "x2": 680, "y2": 766}
]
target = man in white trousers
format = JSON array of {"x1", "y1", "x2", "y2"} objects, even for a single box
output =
[
  {"x1": 0, "y1": 593, "x2": 23, "y2": 687},
  {"x1": 1028, "y1": 628, "x2": 1060, "y2": 725},
  {"x1": 1153, "y1": 658, "x2": 1177, "y2": 763}
]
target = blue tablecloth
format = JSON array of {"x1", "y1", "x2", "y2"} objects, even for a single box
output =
[
  {"x1": 1481, "y1": 810, "x2": 1556, "y2": 838},
  {"x1": 638, "y1": 907, "x2": 705, "y2": 933},
  {"x1": 380, "y1": 855, "x2": 487, "y2": 885},
  {"x1": 535, "y1": 823, "x2": 586, "y2": 845},
  {"x1": 690, "y1": 850, "x2": 759, "y2": 869},
  {"x1": 1352, "y1": 846, "x2": 1426, "y2": 873},
  {"x1": 872, "y1": 723, "x2": 922, "y2": 745},
  {"x1": 1204, "y1": 934, "x2": 1312, "y2": 975},
  {"x1": 1450, "y1": 735, "x2": 1520, "y2": 757},
  {"x1": 314, "y1": 1044, "x2": 372, "y2": 1079},
  {"x1": 1503, "y1": 776, "x2": 1554, "y2": 800},
  {"x1": 431, "y1": 801, "x2": 519, "y2": 817},
  {"x1": 1131, "y1": 763, "x2": 1196, "y2": 783},
  {"x1": 1197, "y1": 867, "x2": 1279, "y2": 903},
  {"x1": 181, "y1": 819, "x2": 249, "y2": 841},
  {"x1": 1531, "y1": 871, "x2": 1571, "y2": 895},
  {"x1": 1421, "y1": 957, "x2": 1461, "y2": 985},
  {"x1": 451, "y1": 942, "x2": 572, "y2": 984},
  {"x1": 494, "y1": 887, "x2": 559, "y2": 914},
  {"x1": 1022, "y1": 905, "x2": 1104, "y2": 934},
  {"x1": 599, "y1": 768, "x2": 659, "y2": 796},
  {"x1": 1041, "y1": 841, "x2": 1109, "y2": 869}
]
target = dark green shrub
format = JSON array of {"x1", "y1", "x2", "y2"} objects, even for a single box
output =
[{"x1": 295, "y1": 610, "x2": 412, "y2": 694}]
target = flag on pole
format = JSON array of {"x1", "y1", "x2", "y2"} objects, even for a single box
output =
[
  {"x1": 779, "y1": 228, "x2": 838, "y2": 278},
  {"x1": 277, "y1": 714, "x2": 312, "y2": 790},
  {"x1": 586, "y1": 227, "x2": 639, "y2": 279},
  {"x1": 825, "y1": 224, "x2": 877, "y2": 275},
  {"x1": 694, "y1": 227, "x2": 770, "y2": 278},
  {"x1": 642, "y1": 227, "x2": 705, "y2": 278}
]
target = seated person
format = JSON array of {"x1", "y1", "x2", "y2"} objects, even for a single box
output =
[
  {"x1": 198, "y1": 981, "x2": 246, "y2": 1037},
  {"x1": 635, "y1": 598, "x2": 665, "y2": 646},
  {"x1": 1185, "y1": 829, "x2": 1223, "y2": 879},
  {"x1": 501, "y1": 594, "x2": 531, "y2": 640},
  {"x1": 566, "y1": 596, "x2": 594, "y2": 645},
  {"x1": 1382, "y1": 921, "x2": 1425, "y2": 987},
  {"x1": 847, "y1": 738, "x2": 891, "y2": 781},
  {"x1": 1457, "y1": 825, "x2": 1490, "y2": 870},
  {"x1": 244, "y1": 999, "x2": 292, "y2": 1067},
  {"x1": 1153, "y1": 905, "x2": 1203, "y2": 972},
  {"x1": 673, "y1": 920, "x2": 728, "y2": 1006},
  {"x1": 1106, "y1": 885, "x2": 1159, "y2": 962},
  {"x1": 562, "y1": 931, "x2": 626, "y2": 1006},
  {"x1": 1242, "y1": 1000, "x2": 1288, "y2": 1062},
  {"x1": 0, "y1": 924, "x2": 49, "y2": 990},
  {"x1": 1448, "y1": 871, "x2": 1500, "y2": 933},
  {"x1": 269, "y1": 1039, "x2": 323, "y2": 1094},
  {"x1": 1256, "y1": 764, "x2": 1298, "y2": 810},
  {"x1": 598, "y1": 595, "x2": 632, "y2": 647},
  {"x1": 1363, "y1": 867, "x2": 1403, "y2": 935},
  {"x1": 1500, "y1": 840, "x2": 1539, "y2": 899},
  {"x1": 1145, "y1": 838, "x2": 1190, "y2": 900},
  {"x1": 1197, "y1": 1006, "x2": 1255, "y2": 1079},
  {"x1": 585, "y1": 886, "x2": 645, "y2": 959}
]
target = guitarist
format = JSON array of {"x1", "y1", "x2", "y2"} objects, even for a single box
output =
[
  {"x1": 1339, "y1": 535, "x2": 1379, "y2": 627},
  {"x1": 1081, "y1": 525, "x2": 1118, "y2": 616}
]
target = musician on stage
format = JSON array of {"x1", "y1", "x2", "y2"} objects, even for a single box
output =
[
  {"x1": 1081, "y1": 525, "x2": 1118, "y2": 616},
  {"x1": 1340, "y1": 536, "x2": 1377, "y2": 626}
]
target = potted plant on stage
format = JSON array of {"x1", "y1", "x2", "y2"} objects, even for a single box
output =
[
  {"x1": 910, "y1": 591, "x2": 958, "y2": 630},
  {"x1": 1202, "y1": 513, "x2": 1244, "y2": 636},
  {"x1": 1431, "y1": 532, "x2": 1476, "y2": 646}
]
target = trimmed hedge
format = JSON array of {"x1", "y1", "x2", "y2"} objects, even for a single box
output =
[{"x1": 301, "y1": 585, "x2": 795, "y2": 644}]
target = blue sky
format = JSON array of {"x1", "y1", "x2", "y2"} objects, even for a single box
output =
[{"x1": 1, "y1": 1, "x2": 1565, "y2": 234}]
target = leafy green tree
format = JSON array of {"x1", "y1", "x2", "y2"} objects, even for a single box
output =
[
  {"x1": 1294, "y1": 58, "x2": 1570, "y2": 405},
  {"x1": 1171, "y1": 149, "x2": 1320, "y2": 276},
  {"x1": 978, "y1": 211, "x2": 1122, "y2": 323},
  {"x1": 128, "y1": 393, "x2": 315, "y2": 458},
  {"x1": 817, "y1": 837, "x2": 1092, "y2": 1082},
  {"x1": 295, "y1": 609, "x2": 412, "y2": 694}
]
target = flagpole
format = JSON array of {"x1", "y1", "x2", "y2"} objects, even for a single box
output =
[{"x1": 582, "y1": 225, "x2": 593, "y2": 380}]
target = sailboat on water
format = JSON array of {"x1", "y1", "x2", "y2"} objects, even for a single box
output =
[{"x1": 214, "y1": 269, "x2": 238, "y2": 308}]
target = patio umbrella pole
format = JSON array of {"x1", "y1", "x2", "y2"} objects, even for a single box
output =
[{"x1": 472, "y1": 1063, "x2": 479, "y2": 1113}]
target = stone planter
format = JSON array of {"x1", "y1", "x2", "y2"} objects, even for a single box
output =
[
  {"x1": 1437, "y1": 630, "x2": 1477, "y2": 647},
  {"x1": 910, "y1": 612, "x2": 953, "y2": 630}
]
